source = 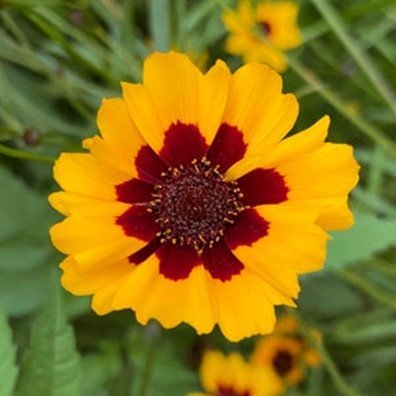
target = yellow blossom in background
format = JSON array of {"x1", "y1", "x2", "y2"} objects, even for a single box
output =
[
  {"x1": 189, "y1": 349, "x2": 283, "y2": 396},
  {"x1": 223, "y1": 0, "x2": 302, "y2": 72},
  {"x1": 251, "y1": 315, "x2": 322, "y2": 387},
  {"x1": 49, "y1": 51, "x2": 359, "y2": 342}
]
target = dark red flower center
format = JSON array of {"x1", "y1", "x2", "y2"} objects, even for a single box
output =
[
  {"x1": 148, "y1": 157, "x2": 246, "y2": 252},
  {"x1": 115, "y1": 121, "x2": 288, "y2": 281},
  {"x1": 258, "y1": 21, "x2": 271, "y2": 37},
  {"x1": 217, "y1": 385, "x2": 250, "y2": 396},
  {"x1": 272, "y1": 349, "x2": 294, "y2": 376}
]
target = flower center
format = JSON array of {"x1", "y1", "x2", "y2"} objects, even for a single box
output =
[
  {"x1": 148, "y1": 157, "x2": 246, "y2": 252},
  {"x1": 258, "y1": 21, "x2": 271, "y2": 37},
  {"x1": 272, "y1": 349, "x2": 294, "y2": 376},
  {"x1": 217, "y1": 386, "x2": 250, "y2": 396}
]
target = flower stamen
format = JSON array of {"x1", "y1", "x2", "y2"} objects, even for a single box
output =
[{"x1": 149, "y1": 158, "x2": 246, "y2": 252}]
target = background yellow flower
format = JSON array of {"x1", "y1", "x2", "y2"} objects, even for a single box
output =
[
  {"x1": 191, "y1": 349, "x2": 283, "y2": 396},
  {"x1": 223, "y1": 0, "x2": 301, "y2": 72}
]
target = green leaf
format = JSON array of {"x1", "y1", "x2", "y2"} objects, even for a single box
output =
[
  {"x1": 0, "y1": 265, "x2": 52, "y2": 317},
  {"x1": 0, "y1": 310, "x2": 18, "y2": 396},
  {"x1": 19, "y1": 280, "x2": 81, "y2": 396},
  {"x1": 149, "y1": 0, "x2": 171, "y2": 51},
  {"x1": 0, "y1": 166, "x2": 56, "y2": 316},
  {"x1": 325, "y1": 213, "x2": 396, "y2": 270}
]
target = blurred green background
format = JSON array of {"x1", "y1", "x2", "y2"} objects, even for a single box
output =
[{"x1": 0, "y1": 0, "x2": 395, "y2": 395}]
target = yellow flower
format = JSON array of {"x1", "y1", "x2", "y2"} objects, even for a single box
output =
[
  {"x1": 190, "y1": 350, "x2": 283, "y2": 396},
  {"x1": 252, "y1": 335, "x2": 304, "y2": 385},
  {"x1": 223, "y1": 0, "x2": 301, "y2": 72},
  {"x1": 251, "y1": 316, "x2": 322, "y2": 385},
  {"x1": 49, "y1": 51, "x2": 359, "y2": 342}
]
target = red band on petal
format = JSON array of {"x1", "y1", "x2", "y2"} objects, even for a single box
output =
[
  {"x1": 218, "y1": 386, "x2": 251, "y2": 396},
  {"x1": 156, "y1": 243, "x2": 200, "y2": 280},
  {"x1": 116, "y1": 178, "x2": 153, "y2": 204},
  {"x1": 201, "y1": 239, "x2": 244, "y2": 282},
  {"x1": 206, "y1": 123, "x2": 247, "y2": 173},
  {"x1": 225, "y1": 208, "x2": 269, "y2": 250},
  {"x1": 116, "y1": 206, "x2": 158, "y2": 241},
  {"x1": 135, "y1": 145, "x2": 168, "y2": 183},
  {"x1": 128, "y1": 237, "x2": 162, "y2": 264},
  {"x1": 237, "y1": 168, "x2": 288, "y2": 207},
  {"x1": 159, "y1": 122, "x2": 208, "y2": 166}
]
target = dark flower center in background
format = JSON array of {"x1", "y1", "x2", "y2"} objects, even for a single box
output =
[
  {"x1": 149, "y1": 157, "x2": 246, "y2": 252},
  {"x1": 258, "y1": 21, "x2": 271, "y2": 37},
  {"x1": 218, "y1": 385, "x2": 251, "y2": 396},
  {"x1": 272, "y1": 349, "x2": 294, "y2": 376}
]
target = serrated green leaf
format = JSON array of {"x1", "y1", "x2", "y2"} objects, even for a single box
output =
[
  {"x1": 18, "y1": 281, "x2": 81, "y2": 396},
  {"x1": 0, "y1": 264, "x2": 52, "y2": 317},
  {"x1": 0, "y1": 310, "x2": 18, "y2": 396},
  {"x1": 325, "y1": 213, "x2": 396, "y2": 270}
]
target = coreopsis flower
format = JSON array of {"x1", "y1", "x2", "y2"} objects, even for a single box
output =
[
  {"x1": 223, "y1": 0, "x2": 301, "y2": 72},
  {"x1": 49, "y1": 51, "x2": 359, "y2": 342},
  {"x1": 251, "y1": 316, "x2": 321, "y2": 385},
  {"x1": 189, "y1": 350, "x2": 282, "y2": 396}
]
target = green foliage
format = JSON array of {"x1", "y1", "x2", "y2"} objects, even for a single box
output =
[
  {"x1": 0, "y1": 166, "x2": 55, "y2": 316},
  {"x1": 18, "y1": 281, "x2": 81, "y2": 396},
  {"x1": 149, "y1": 0, "x2": 170, "y2": 52},
  {"x1": 0, "y1": 310, "x2": 18, "y2": 396},
  {"x1": 326, "y1": 212, "x2": 396, "y2": 270}
]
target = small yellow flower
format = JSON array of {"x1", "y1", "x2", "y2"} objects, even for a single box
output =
[
  {"x1": 190, "y1": 350, "x2": 283, "y2": 396},
  {"x1": 49, "y1": 52, "x2": 359, "y2": 342},
  {"x1": 251, "y1": 316, "x2": 322, "y2": 386},
  {"x1": 223, "y1": 0, "x2": 301, "y2": 72}
]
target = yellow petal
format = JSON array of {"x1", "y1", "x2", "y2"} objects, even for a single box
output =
[
  {"x1": 50, "y1": 215, "x2": 141, "y2": 256},
  {"x1": 113, "y1": 256, "x2": 215, "y2": 335},
  {"x1": 49, "y1": 191, "x2": 130, "y2": 217},
  {"x1": 222, "y1": 62, "x2": 298, "y2": 154},
  {"x1": 210, "y1": 271, "x2": 277, "y2": 342},
  {"x1": 89, "y1": 98, "x2": 147, "y2": 176},
  {"x1": 226, "y1": 115, "x2": 329, "y2": 180},
  {"x1": 277, "y1": 143, "x2": 360, "y2": 230},
  {"x1": 123, "y1": 52, "x2": 231, "y2": 154},
  {"x1": 234, "y1": 204, "x2": 329, "y2": 277},
  {"x1": 198, "y1": 59, "x2": 231, "y2": 143},
  {"x1": 60, "y1": 256, "x2": 132, "y2": 297},
  {"x1": 53, "y1": 153, "x2": 128, "y2": 200}
]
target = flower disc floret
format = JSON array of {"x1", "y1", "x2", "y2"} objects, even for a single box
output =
[{"x1": 150, "y1": 157, "x2": 246, "y2": 252}]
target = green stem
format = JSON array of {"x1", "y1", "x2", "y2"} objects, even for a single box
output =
[
  {"x1": 338, "y1": 269, "x2": 396, "y2": 310},
  {"x1": 367, "y1": 145, "x2": 384, "y2": 196},
  {"x1": 138, "y1": 325, "x2": 159, "y2": 396},
  {"x1": 287, "y1": 55, "x2": 396, "y2": 157},
  {"x1": 366, "y1": 258, "x2": 396, "y2": 277},
  {"x1": 314, "y1": 341, "x2": 360, "y2": 396},
  {"x1": 0, "y1": 143, "x2": 55, "y2": 163},
  {"x1": 311, "y1": 0, "x2": 396, "y2": 115},
  {"x1": 295, "y1": 314, "x2": 361, "y2": 396}
]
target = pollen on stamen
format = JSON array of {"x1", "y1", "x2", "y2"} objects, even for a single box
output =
[{"x1": 147, "y1": 158, "x2": 247, "y2": 252}]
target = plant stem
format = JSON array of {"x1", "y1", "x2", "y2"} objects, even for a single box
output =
[
  {"x1": 0, "y1": 143, "x2": 55, "y2": 163},
  {"x1": 295, "y1": 314, "x2": 361, "y2": 396},
  {"x1": 287, "y1": 55, "x2": 396, "y2": 157},
  {"x1": 138, "y1": 323, "x2": 160, "y2": 396},
  {"x1": 367, "y1": 145, "x2": 384, "y2": 196},
  {"x1": 311, "y1": 0, "x2": 396, "y2": 115},
  {"x1": 338, "y1": 269, "x2": 396, "y2": 310}
]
